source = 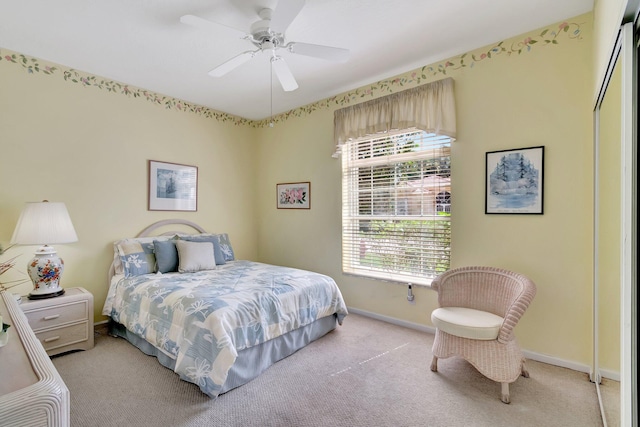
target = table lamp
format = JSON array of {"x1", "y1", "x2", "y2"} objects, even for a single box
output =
[{"x1": 10, "y1": 200, "x2": 78, "y2": 299}]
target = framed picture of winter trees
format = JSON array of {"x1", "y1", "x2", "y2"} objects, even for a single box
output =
[{"x1": 485, "y1": 146, "x2": 544, "y2": 214}]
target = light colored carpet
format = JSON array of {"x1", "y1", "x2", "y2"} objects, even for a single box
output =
[{"x1": 52, "y1": 313, "x2": 612, "y2": 427}]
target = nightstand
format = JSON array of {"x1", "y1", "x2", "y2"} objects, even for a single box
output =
[{"x1": 20, "y1": 287, "x2": 94, "y2": 356}]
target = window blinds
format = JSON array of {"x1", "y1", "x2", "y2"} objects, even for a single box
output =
[{"x1": 342, "y1": 130, "x2": 451, "y2": 285}]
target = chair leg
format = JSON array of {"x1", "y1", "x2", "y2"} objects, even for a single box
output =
[
  {"x1": 521, "y1": 358, "x2": 530, "y2": 378},
  {"x1": 500, "y1": 383, "x2": 510, "y2": 404},
  {"x1": 430, "y1": 356, "x2": 438, "y2": 372}
]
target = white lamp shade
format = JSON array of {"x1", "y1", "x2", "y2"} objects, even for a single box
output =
[{"x1": 10, "y1": 201, "x2": 78, "y2": 245}]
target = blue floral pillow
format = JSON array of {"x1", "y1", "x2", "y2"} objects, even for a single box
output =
[
  {"x1": 217, "y1": 233, "x2": 235, "y2": 261},
  {"x1": 116, "y1": 239, "x2": 156, "y2": 277}
]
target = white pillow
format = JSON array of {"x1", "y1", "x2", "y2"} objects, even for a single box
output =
[{"x1": 176, "y1": 240, "x2": 217, "y2": 273}]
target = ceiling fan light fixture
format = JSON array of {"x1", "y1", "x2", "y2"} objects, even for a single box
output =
[
  {"x1": 260, "y1": 39, "x2": 281, "y2": 52},
  {"x1": 250, "y1": 12, "x2": 274, "y2": 42},
  {"x1": 183, "y1": 0, "x2": 348, "y2": 91}
]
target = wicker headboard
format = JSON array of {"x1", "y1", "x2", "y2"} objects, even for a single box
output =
[{"x1": 108, "y1": 219, "x2": 207, "y2": 282}]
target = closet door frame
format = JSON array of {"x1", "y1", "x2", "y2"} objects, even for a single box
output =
[{"x1": 593, "y1": 15, "x2": 637, "y2": 427}]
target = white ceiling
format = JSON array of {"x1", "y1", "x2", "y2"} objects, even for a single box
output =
[{"x1": 0, "y1": 0, "x2": 593, "y2": 121}]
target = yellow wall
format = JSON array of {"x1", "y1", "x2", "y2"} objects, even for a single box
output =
[
  {"x1": 1, "y1": 13, "x2": 597, "y2": 367},
  {"x1": 0, "y1": 56, "x2": 260, "y2": 319},
  {"x1": 258, "y1": 14, "x2": 595, "y2": 365}
]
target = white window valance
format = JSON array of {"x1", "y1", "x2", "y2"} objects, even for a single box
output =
[{"x1": 333, "y1": 77, "x2": 456, "y2": 157}]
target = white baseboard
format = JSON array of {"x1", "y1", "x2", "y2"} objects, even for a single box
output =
[
  {"x1": 347, "y1": 306, "x2": 436, "y2": 334},
  {"x1": 596, "y1": 367, "x2": 621, "y2": 382},
  {"x1": 346, "y1": 306, "x2": 617, "y2": 380},
  {"x1": 521, "y1": 349, "x2": 591, "y2": 377}
]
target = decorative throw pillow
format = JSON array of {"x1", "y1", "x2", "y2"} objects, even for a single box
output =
[
  {"x1": 113, "y1": 235, "x2": 174, "y2": 275},
  {"x1": 154, "y1": 239, "x2": 179, "y2": 273},
  {"x1": 217, "y1": 233, "x2": 235, "y2": 261},
  {"x1": 176, "y1": 240, "x2": 217, "y2": 273},
  {"x1": 116, "y1": 239, "x2": 156, "y2": 277},
  {"x1": 181, "y1": 235, "x2": 226, "y2": 265}
]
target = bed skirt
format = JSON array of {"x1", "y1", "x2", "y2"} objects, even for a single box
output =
[{"x1": 109, "y1": 314, "x2": 339, "y2": 395}]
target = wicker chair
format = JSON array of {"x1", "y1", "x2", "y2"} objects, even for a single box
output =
[{"x1": 429, "y1": 266, "x2": 536, "y2": 404}]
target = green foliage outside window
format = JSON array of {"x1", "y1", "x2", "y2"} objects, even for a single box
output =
[{"x1": 357, "y1": 218, "x2": 451, "y2": 279}]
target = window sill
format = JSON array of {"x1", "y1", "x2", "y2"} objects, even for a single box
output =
[{"x1": 341, "y1": 270, "x2": 435, "y2": 289}]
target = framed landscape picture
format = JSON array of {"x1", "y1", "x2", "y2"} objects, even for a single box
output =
[
  {"x1": 277, "y1": 182, "x2": 310, "y2": 209},
  {"x1": 485, "y1": 146, "x2": 544, "y2": 214},
  {"x1": 148, "y1": 160, "x2": 198, "y2": 211}
]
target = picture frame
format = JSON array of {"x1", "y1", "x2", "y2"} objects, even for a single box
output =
[
  {"x1": 148, "y1": 160, "x2": 198, "y2": 211},
  {"x1": 485, "y1": 146, "x2": 544, "y2": 214},
  {"x1": 277, "y1": 182, "x2": 310, "y2": 209}
]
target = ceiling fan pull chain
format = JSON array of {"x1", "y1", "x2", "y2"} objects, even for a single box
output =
[{"x1": 270, "y1": 56, "x2": 274, "y2": 128}]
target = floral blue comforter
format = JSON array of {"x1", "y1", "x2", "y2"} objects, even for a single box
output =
[{"x1": 102, "y1": 260, "x2": 348, "y2": 397}]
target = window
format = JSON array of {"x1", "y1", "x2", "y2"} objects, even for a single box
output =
[{"x1": 341, "y1": 129, "x2": 451, "y2": 286}]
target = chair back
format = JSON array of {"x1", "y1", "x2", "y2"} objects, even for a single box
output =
[{"x1": 432, "y1": 266, "x2": 536, "y2": 342}]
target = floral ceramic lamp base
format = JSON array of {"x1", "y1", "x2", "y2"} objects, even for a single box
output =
[{"x1": 27, "y1": 246, "x2": 66, "y2": 300}]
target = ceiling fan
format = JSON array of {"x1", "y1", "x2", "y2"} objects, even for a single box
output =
[{"x1": 180, "y1": 0, "x2": 349, "y2": 92}]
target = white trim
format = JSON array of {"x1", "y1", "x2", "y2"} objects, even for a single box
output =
[
  {"x1": 521, "y1": 349, "x2": 594, "y2": 378},
  {"x1": 347, "y1": 307, "x2": 435, "y2": 334},
  {"x1": 593, "y1": 58, "x2": 604, "y2": 385},
  {"x1": 619, "y1": 22, "x2": 634, "y2": 427},
  {"x1": 596, "y1": 383, "x2": 609, "y2": 427},
  {"x1": 598, "y1": 367, "x2": 622, "y2": 383},
  {"x1": 348, "y1": 306, "x2": 596, "y2": 377},
  {"x1": 592, "y1": 15, "x2": 637, "y2": 426}
]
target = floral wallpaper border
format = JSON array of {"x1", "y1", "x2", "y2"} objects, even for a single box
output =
[{"x1": 1, "y1": 21, "x2": 582, "y2": 129}]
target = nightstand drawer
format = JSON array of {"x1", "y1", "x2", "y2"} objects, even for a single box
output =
[
  {"x1": 20, "y1": 287, "x2": 95, "y2": 356},
  {"x1": 23, "y1": 300, "x2": 89, "y2": 331},
  {"x1": 35, "y1": 322, "x2": 90, "y2": 353}
]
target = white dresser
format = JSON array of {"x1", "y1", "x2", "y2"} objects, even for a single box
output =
[{"x1": 0, "y1": 290, "x2": 70, "y2": 427}]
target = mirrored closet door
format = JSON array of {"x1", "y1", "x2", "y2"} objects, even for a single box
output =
[{"x1": 594, "y1": 18, "x2": 637, "y2": 427}]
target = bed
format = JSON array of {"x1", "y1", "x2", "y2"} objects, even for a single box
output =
[{"x1": 102, "y1": 219, "x2": 348, "y2": 398}]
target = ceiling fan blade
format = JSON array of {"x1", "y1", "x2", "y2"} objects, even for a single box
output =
[
  {"x1": 208, "y1": 51, "x2": 256, "y2": 77},
  {"x1": 288, "y1": 42, "x2": 349, "y2": 62},
  {"x1": 271, "y1": 56, "x2": 298, "y2": 91},
  {"x1": 270, "y1": 0, "x2": 305, "y2": 34},
  {"x1": 180, "y1": 14, "x2": 247, "y2": 39}
]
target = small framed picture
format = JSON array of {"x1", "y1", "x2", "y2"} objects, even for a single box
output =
[
  {"x1": 148, "y1": 160, "x2": 198, "y2": 211},
  {"x1": 485, "y1": 146, "x2": 544, "y2": 214},
  {"x1": 277, "y1": 182, "x2": 310, "y2": 209}
]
